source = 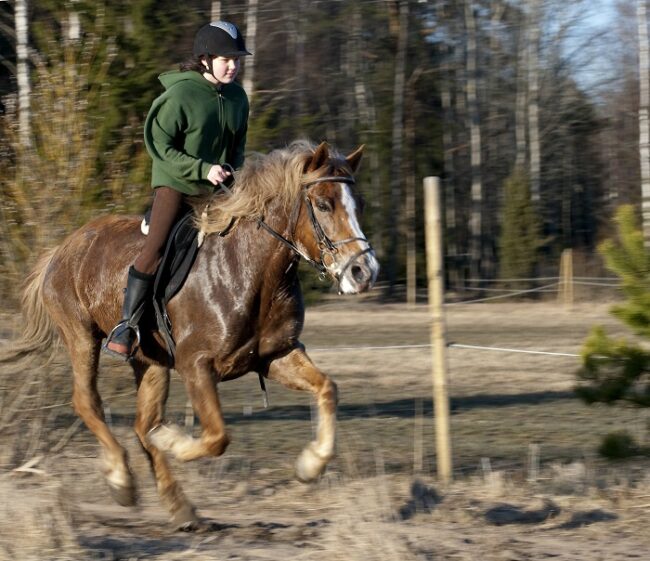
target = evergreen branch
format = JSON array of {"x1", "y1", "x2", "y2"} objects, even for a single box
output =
[
  {"x1": 0, "y1": 19, "x2": 15, "y2": 40},
  {"x1": 0, "y1": 53, "x2": 16, "y2": 75}
]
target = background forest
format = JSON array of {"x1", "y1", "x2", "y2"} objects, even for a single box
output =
[{"x1": 0, "y1": 0, "x2": 643, "y2": 303}]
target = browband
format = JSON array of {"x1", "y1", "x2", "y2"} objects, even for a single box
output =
[{"x1": 302, "y1": 176, "x2": 355, "y2": 189}]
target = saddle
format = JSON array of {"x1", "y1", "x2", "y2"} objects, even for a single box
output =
[{"x1": 142, "y1": 211, "x2": 200, "y2": 361}]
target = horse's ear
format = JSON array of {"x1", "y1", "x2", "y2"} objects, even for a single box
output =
[
  {"x1": 307, "y1": 141, "x2": 330, "y2": 172},
  {"x1": 346, "y1": 145, "x2": 365, "y2": 173}
]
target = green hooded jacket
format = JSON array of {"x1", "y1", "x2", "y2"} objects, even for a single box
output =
[{"x1": 144, "y1": 70, "x2": 249, "y2": 195}]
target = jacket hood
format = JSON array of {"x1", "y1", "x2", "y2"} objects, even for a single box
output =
[{"x1": 158, "y1": 70, "x2": 215, "y2": 91}]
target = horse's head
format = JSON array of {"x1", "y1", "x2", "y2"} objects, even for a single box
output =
[{"x1": 295, "y1": 142, "x2": 380, "y2": 294}]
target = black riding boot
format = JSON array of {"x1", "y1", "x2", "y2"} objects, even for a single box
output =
[{"x1": 102, "y1": 266, "x2": 155, "y2": 360}]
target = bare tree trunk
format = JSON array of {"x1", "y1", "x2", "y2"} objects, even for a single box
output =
[
  {"x1": 454, "y1": 19, "x2": 470, "y2": 287},
  {"x1": 351, "y1": 4, "x2": 384, "y2": 258},
  {"x1": 483, "y1": 0, "x2": 506, "y2": 278},
  {"x1": 602, "y1": 123, "x2": 618, "y2": 209},
  {"x1": 527, "y1": 0, "x2": 542, "y2": 204},
  {"x1": 405, "y1": 103, "x2": 416, "y2": 307},
  {"x1": 465, "y1": 0, "x2": 483, "y2": 281},
  {"x1": 211, "y1": 1, "x2": 221, "y2": 21},
  {"x1": 296, "y1": 0, "x2": 306, "y2": 134},
  {"x1": 67, "y1": 5, "x2": 80, "y2": 41},
  {"x1": 405, "y1": 69, "x2": 423, "y2": 308},
  {"x1": 514, "y1": 30, "x2": 527, "y2": 169},
  {"x1": 242, "y1": 0, "x2": 258, "y2": 103},
  {"x1": 342, "y1": 9, "x2": 355, "y2": 144},
  {"x1": 440, "y1": 42, "x2": 459, "y2": 291},
  {"x1": 386, "y1": 0, "x2": 409, "y2": 296},
  {"x1": 16, "y1": 0, "x2": 31, "y2": 148},
  {"x1": 638, "y1": 0, "x2": 650, "y2": 247}
]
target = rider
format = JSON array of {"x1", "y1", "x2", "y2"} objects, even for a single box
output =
[{"x1": 104, "y1": 21, "x2": 251, "y2": 359}]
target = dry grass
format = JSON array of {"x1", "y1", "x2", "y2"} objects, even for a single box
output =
[
  {"x1": 0, "y1": 301, "x2": 649, "y2": 559},
  {"x1": 0, "y1": 451, "x2": 648, "y2": 560},
  {"x1": 0, "y1": 477, "x2": 82, "y2": 560}
]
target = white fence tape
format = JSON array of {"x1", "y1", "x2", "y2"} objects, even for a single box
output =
[{"x1": 310, "y1": 342, "x2": 580, "y2": 358}]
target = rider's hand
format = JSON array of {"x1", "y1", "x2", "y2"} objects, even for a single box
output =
[{"x1": 207, "y1": 164, "x2": 232, "y2": 185}]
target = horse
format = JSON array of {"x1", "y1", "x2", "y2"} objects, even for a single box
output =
[{"x1": 0, "y1": 140, "x2": 379, "y2": 530}]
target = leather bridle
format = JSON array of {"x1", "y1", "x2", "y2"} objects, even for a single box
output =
[{"x1": 256, "y1": 175, "x2": 375, "y2": 286}]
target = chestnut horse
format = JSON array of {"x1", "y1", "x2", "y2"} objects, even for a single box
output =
[{"x1": 3, "y1": 141, "x2": 379, "y2": 529}]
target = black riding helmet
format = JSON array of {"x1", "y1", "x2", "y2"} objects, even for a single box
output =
[{"x1": 193, "y1": 21, "x2": 252, "y2": 58}]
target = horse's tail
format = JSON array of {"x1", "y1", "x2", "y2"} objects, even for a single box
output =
[{"x1": 0, "y1": 247, "x2": 59, "y2": 363}]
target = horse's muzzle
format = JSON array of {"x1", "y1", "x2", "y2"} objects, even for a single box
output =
[{"x1": 337, "y1": 249, "x2": 379, "y2": 294}]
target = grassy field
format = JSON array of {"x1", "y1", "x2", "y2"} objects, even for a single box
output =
[{"x1": 1, "y1": 299, "x2": 649, "y2": 560}]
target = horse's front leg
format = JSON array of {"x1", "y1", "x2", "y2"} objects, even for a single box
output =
[
  {"x1": 148, "y1": 356, "x2": 230, "y2": 461},
  {"x1": 267, "y1": 347, "x2": 338, "y2": 482}
]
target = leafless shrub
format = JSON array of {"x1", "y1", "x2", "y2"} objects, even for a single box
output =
[
  {"x1": 0, "y1": 14, "x2": 149, "y2": 305},
  {"x1": 316, "y1": 475, "x2": 419, "y2": 561}
]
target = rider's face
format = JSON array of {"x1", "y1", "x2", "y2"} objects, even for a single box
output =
[{"x1": 203, "y1": 56, "x2": 240, "y2": 85}]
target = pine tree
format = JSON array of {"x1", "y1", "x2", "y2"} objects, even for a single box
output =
[
  {"x1": 498, "y1": 166, "x2": 541, "y2": 286},
  {"x1": 576, "y1": 205, "x2": 650, "y2": 407}
]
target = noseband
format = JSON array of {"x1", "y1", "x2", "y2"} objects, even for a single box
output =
[{"x1": 256, "y1": 175, "x2": 374, "y2": 285}]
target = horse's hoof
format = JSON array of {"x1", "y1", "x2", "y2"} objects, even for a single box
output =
[
  {"x1": 171, "y1": 504, "x2": 200, "y2": 532},
  {"x1": 295, "y1": 445, "x2": 329, "y2": 483},
  {"x1": 108, "y1": 481, "x2": 138, "y2": 507}
]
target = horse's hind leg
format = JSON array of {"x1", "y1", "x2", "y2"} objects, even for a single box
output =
[
  {"x1": 267, "y1": 347, "x2": 337, "y2": 482},
  {"x1": 131, "y1": 360, "x2": 199, "y2": 529},
  {"x1": 66, "y1": 331, "x2": 137, "y2": 506}
]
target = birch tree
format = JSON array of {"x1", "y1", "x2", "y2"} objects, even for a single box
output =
[
  {"x1": 242, "y1": 0, "x2": 258, "y2": 102},
  {"x1": 527, "y1": 0, "x2": 542, "y2": 204},
  {"x1": 386, "y1": 0, "x2": 409, "y2": 293},
  {"x1": 405, "y1": 68, "x2": 424, "y2": 307},
  {"x1": 435, "y1": 1, "x2": 462, "y2": 289},
  {"x1": 15, "y1": 0, "x2": 30, "y2": 148},
  {"x1": 350, "y1": 3, "x2": 384, "y2": 258},
  {"x1": 288, "y1": 0, "x2": 307, "y2": 134},
  {"x1": 514, "y1": 26, "x2": 527, "y2": 169},
  {"x1": 440, "y1": 41, "x2": 460, "y2": 288},
  {"x1": 464, "y1": 0, "x2": 483, "y2": 280},
  {"x1": 211, "y1": 1, "x2": 221, "y2": 21},
  {"x1": 638, "y1": 0, "x2": 650, "y2": 247}
]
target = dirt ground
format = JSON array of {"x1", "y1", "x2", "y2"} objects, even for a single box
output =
[{"x1": 1, "y1": 298, "x2": 649, "y2": 560}]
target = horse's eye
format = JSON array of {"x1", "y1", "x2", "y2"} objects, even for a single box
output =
[{"x1": 315, "y1": 198, "x2": 332, "y2": 213}]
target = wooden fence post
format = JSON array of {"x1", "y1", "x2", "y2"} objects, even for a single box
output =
[
  {"x1": 558, "y1": 248, "x2": 574, "y2": 307},
  {"x1": 424, "y1": 176, "x2": 453, "y2": 484}
]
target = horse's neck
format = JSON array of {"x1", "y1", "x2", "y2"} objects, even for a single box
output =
[{"x1": 205, "y1": 205, "x2": 296, "y2": 281}]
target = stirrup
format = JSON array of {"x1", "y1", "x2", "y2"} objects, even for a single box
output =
[{"x1": 101, "y1": 321, "x2": 141, "y2": 361}]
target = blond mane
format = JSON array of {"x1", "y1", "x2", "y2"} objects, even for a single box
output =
[{"x1": 192, "y1": 140, "x2": 349, "y2": 236}]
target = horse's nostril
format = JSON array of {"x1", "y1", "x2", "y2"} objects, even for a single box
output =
[{"x1": 351, "y1": 265, "x2": 366, "y2": 283}]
